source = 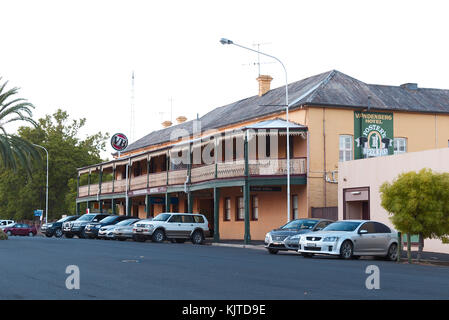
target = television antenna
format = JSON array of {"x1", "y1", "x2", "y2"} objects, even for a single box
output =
[{"x1": 241, "y1": 42, "x2": 275, "y2": 75}]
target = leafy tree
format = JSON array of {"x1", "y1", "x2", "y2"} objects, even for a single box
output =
[
  {"x1": 0, "y1": 79, "x2": 41, "y2": 174},
  {"x1": 0, "y1": 109, "x2": 108, "y2": 221},
  {"x1": 380, "y1": 168, "x2": 449, "y2": 262}
]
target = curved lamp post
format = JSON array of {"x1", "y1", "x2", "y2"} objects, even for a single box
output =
[
  {"x1": 32, "y1": 143, "x2": 49, "y2": 224},
  {"x1": 220, "y1": 38, "x2": 291, "y2": 223}
]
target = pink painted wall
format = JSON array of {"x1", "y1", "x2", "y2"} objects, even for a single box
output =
[{"x1": 338, "y1": 147, "x2": 449, "y2": 254}]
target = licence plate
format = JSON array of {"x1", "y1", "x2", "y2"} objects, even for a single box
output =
[
  {"x1": 136, "y1": 229, "x2": 142, "y2": 232},
  {"x1": 307, "y1": 243, "x2": 316, "y2": 247}
]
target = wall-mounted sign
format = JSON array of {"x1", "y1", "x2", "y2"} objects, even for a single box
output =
[
  {"x1": 354, "y1": 111, "x2": 394, "y2": 159},
  {"x1": 111, "y1": 133, "x2": 128, "y2": 151},
  {"x1": 34, "y1": 209, "x2": 43, "y2": 217},
  {"x1": 250, "y1": 186, "x2": 282, "y2": 192}
]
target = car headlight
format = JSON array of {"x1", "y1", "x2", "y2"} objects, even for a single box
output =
[
  {"x1": 323, "y1": 236, "x2": 339, "y2": 242},
  {"x1": 289, "y1": 234, "x2": 302, "y2": 240},
  {"x1": 147, "y1": 224, "x2": 154, "y2": 229},
  {"x1": 95, "y1": 225, "x2": 101, "y2": 229},
  {"x1": 265, "y1": 233, "x2": 271, "y2": 242},
  {"x1": 47, "y1": 224, "x2": 53, "y2": 228}
]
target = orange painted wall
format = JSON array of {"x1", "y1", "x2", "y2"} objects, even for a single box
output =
[{"x1": 218, "y1": 185, "x2": 307, "y2": 240}]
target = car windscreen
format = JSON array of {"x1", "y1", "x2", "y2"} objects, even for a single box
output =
[
  {"x1": 116, "y1": 219, "x2": 138, "y2": 226},
  {"x1": 57, "y1": 216, "x2": 72, "y2": 223},
  {"x1": 322, "y1": 221, "x2": 361, "y2": 232},
  {"x1": 99, "y1": 216, "x2": 118, "y2": 223},
  {"x1": 281, "y1": 219, "x2": 318, "y2": 230},
  {"x1": 77, "y1": 214, "x2": 96, "y2": 221},
  {"x1": 153, "y1": 213, "x2": 171, "y2": 222}
]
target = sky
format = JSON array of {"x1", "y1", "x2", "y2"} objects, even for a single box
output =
[{"x1": 1, "y1": 0, "x2": 449, "y2": 160}]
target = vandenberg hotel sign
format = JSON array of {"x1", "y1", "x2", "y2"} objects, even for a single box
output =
[{"x1": 354, "y1": 111, "x2": 394, "y2": 159}]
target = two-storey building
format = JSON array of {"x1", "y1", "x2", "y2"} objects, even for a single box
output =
[{"x1": 76, "y1": 70, "x2": 449, "y2": 242}]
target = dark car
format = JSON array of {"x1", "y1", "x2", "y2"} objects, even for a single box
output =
[
  {"x1": 4, "y1": 223, "x2": 37, "y2": 237},
  {"x1": 41, "y1": 215, "x2": 80, "y2": 238},
  {"x1": 84, "y1": 215, "x2": 137, "y2": 239},
  {"x1": 62, "y1": 213, "x2": 110, "y2": 238},
  {"x1": 264, "y1": 218, "x2": 334, "y2": 254}
]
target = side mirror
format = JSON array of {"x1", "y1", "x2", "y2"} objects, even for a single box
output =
[
  {"x1": 359, "y1": 229, "x2": 368, "y2": 235},
  {"x1": 314, "y1": 228, "x2": 322, "y2": 231}
]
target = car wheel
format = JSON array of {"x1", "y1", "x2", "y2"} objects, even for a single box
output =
[
  {"x1": 45, "y1": 233, "x2": 53, "y2": 238},
  {"x1": 54, "y1": 229, "x2": 63, "y2": 238},
  {"x1": 65, "y1": 234, "x2": 73, "y2": 239},
  {"x1": 191, "y1": 230, "x2": 204, "y2": 245},
  {"x1": 268, "y1": 248, "x2": 278, "y2": 254},
  {"x1": 28, "y1": 232, "x2": 34, "y2": 237},
  {"x1": 340, "y1": 240, "x2": 354, "y2": 259},
  {"x1": 386, "y1": 243, "x2": 398, "y2": 261},
  {"x1": 301, "y1": 253, "x2": 314, "y2": 258},
  {"x1": 175, "y1": 239, "x2": 186, "y2": 244},
  {"x1": 6, "y1": 231, "x2": 12, "y2": 236},
  {"x1": 152, "y1": 229, "x2": 165, "y2": 243}
]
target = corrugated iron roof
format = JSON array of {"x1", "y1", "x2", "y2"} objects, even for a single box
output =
[{"x1": 121, "y1": 70, "x2": 449, "y2": 154}]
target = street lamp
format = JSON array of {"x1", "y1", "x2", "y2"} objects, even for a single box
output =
[
  {"x1": 220, "y1": 38, "x2": 291, "y2": 223},
  {"x1": 32, "y1": 143, "x2": 49, "y2": 224}
]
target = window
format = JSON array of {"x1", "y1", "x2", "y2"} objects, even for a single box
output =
[
  {"x1": 291, "y1": 195, "x2": 299, "y2": 220},
  {"x1": 251, "y1": 196, "x2": 259, "y2": 221},
  {"x1": 193, "y1": 215, "x2": 205, "y2": 223},
  {"x1": 168, "y1": 215, "x2": 182, "y2": 223},
  {"x1": 374, "y1": 222, "x2": 391, "y2": 233},
  {"x1": 133, "y1": 161, "x2": 141, "y2": 176},
  {"x1": 359, "y1": 222, "x2": 375, "y2": 234},
  {"x1": 236, "y1": 196, "x2": 244, "y2": 221},
  {"x1": 224, "y1": 198, "x2": 231, "y2": 221},
  {"x1": 394, "y1": 138, "x2": 407, "y2": 154},
  {"x1": 339, "y1": 135, "x2": 353, "y2": 161},
  {"x1": 181, "y1": 215, "x2": 195, "y2": 223}
]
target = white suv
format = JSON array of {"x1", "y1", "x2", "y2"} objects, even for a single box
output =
[
  {"x1": 0, "y1": 220, "x2": 15, "y2": 230},
  {"x1": 132, "y1": 213, "x2": 209, "y2": 244}
]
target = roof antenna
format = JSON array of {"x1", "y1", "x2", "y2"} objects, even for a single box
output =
[{"x1": 241, "y1": 42, "x2": 274, "y2": 76}]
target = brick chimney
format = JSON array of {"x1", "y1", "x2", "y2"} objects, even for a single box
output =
[
  {"x1": 162, "y1": 120, "x2": 172, "y2": 128},
  {"x1": 257, "y1": 75, "x2": 273, "y2": 96},
  {"x1": 176, "y1": 116, "x2": 187, "y2": 124}
]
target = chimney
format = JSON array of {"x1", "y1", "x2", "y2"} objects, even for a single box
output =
[
  {"x1": 257, "y1": 75, "x2": 273, "y2": 96},
  {"x1": 176, "y1": 116, "x2": 187, "y2": 124},
  {"x1": 161, "y1": 120, "x2": 172, "y2": 128},
  {"x1": 400, "y1": 83, "x2": 418, "y2": 90}
]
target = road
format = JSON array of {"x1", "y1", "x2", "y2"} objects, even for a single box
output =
[{"x1": 1, "y1": 236, "x2": 449, "y2": 299}]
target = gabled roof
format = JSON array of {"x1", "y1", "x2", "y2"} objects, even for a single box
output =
[
  {"x1": 244, "y1": 119, "x2": 307, "y2": 130},
  {"x1": 122, "y1": 70, "x2": 449, "y2": 154}
]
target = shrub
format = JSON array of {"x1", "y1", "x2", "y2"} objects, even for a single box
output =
[{"x1": 0, "y1": 229, "x2": 8, "y2": 240}]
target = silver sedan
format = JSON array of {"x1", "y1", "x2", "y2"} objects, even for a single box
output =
[{"x1": 297, "y1": 220, "x2": 399, "y2": 260}]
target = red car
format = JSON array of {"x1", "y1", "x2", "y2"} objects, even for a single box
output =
[{"x1": 4, "y1": 223, "x2": 37, "y2": 237}]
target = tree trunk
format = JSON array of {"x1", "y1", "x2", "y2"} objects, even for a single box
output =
[
  {"x1": 407, "y1": 233, "x2": 412, "y2": 264},
  {"x1": 417, "y1": 233, "x2": 424, "y2": 262}
]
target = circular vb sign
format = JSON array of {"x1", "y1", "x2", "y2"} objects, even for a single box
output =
[{"x1": 111, "y1": 133, "x2": 128, "y2": 151}]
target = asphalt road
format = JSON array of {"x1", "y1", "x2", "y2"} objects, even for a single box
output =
[{"x1": 1, "y1": 236, "x2": 449, "y2": 300}]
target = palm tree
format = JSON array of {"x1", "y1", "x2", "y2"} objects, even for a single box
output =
[{"x1": 0, "y1": 79, "x2": 41, "y2": 173}]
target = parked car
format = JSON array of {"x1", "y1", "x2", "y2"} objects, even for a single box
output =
[
  {"x1": 96, "y1": 216, "x2": 140, "y2": 239},
  {"x1": 297, "y1": 220, "x2": 399, "y2": 260},
  {"x1": 41, "y1": 215, "x2": 80, "y2": 238},
  {"x1": 95, "y1": 217, "x2": 140, "y2": 239},
  {"x1": 101, "y1": 218, "x2": 141, "y2": 240},
  {"x1": 264, "y1": 218, "x2": 334, "y2": 254},
  {"x1": 132, "y1": 213, "x2": 209, "y2": 244},
  {"x1": 4, "y1": 223, "x2": 37, "y2": 237},
  {"x1": 62, "y1": 213, "x2": 110, "y2": 238},
  {"x1": 0, "y1": 220, "x2": 15, "y2": 230}
]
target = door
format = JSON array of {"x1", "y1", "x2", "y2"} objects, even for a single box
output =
[
  {"x1": 373, "y1": 222, "x2": 393, "y2": 254},
  {"x1": 354, "y1": 222, "x2": 376, "y2": 253},
  {"x1": 181, "y1": 215, "x2": 195, "y2": 237},
  {"x1": 166, "y1": 215, "x2": 183, "y2": 238}
]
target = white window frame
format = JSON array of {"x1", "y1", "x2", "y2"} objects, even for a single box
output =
[
  {"x1": 394, "y1": 137, "x2": 407, "y2": 155},
  {"x1": 339, "y1": 135, "x2": 353, "y2": 162}
]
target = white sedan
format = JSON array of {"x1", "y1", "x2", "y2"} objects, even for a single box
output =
[{"x1": 297, "y1": 220, "x2": 399, "y2": 260}]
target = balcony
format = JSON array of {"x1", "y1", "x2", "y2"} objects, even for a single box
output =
[{"x1": 77, "y1": 157, "x2": 306, "y2": 198}]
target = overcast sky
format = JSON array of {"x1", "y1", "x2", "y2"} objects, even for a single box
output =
[{"x1": 1, "y1": 0, "x2": 449, "y2": 159}]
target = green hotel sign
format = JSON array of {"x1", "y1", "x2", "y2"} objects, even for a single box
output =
[{"x1": 354, "y1": 111, "x2": 394, "y2": 159}]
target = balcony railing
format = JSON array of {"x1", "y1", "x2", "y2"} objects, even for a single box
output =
[{"x1": 78, "y1": 157, "x2": 306, "y2": 197}]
